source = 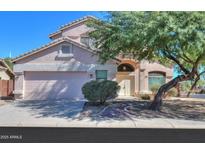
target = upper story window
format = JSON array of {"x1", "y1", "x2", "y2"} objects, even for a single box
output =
[
  {"x1": 58, "y1": 44, "x2": 73, "y2": 57},
  {"x1": 61, "y1": 45, "x2": 71, "y2": 54},
  {"x1": 80, "y1": 36, "x2": 90, "y2": 47}
]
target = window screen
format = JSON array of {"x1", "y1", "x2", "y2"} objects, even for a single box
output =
[{"x1": 61, "y1": 45, "x2": 71, "y2": 54}]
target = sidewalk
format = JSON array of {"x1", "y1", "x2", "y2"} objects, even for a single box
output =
[{"x1": 167, "y1": 97, "x2": 205, "y2": 102}]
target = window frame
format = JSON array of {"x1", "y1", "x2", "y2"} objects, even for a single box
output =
[
  {"x1": 58, "y1": 44, "x2": 73, "y2": 57},
  {"x1": 95, "y1": 70, "x2": 108, "y2": 81},
  {"x1": 148, "y1": 72, "x2": 166, "y2": 90},
  {"x1": 80, "y1": 36, "x2": 90, "y2": 46}
]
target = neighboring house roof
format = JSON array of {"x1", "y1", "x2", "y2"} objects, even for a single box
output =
[
  {"x1": 48, "y1": 16, "x2": 97, "y2": 39},
  {"x1": 0, "y1": 59, "x2": 14, "y2": 78}
]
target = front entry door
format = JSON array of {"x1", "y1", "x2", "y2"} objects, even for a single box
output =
[{"x1": 119, "y1": 79, "x2": 131, "y2": 96}]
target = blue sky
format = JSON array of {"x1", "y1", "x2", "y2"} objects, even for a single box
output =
[
  {"x1": 0, "y1": 11, "x2": 104, "y2": 58},
  {"x1": 0, "y1": 11, "x2": 177, "y2": 76}
]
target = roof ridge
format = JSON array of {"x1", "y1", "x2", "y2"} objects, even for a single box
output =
[
  {"x1": 12, "y1": 37, "x2": 64, "y2": 62},
  {"x1": 49, "y1": 15, "x2": 97, "y2": 38},
  {"x1": 59, "y1": 15, "x2": 97, "y2": 29}
]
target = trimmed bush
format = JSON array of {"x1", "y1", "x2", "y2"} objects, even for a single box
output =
[
  {"x1": 140, "y1": 94, "x2": 151, "y2": 100},
  {"x1": 82, "y1": 80, "x2": 120, "y2": 105}
]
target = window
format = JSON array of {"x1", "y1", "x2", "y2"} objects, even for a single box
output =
[
  {"x1": 58, "y1": 44, "x2": 73, "y2": 57},
  {"x1": 148, "y1": 72, "x2": 166, "y2": 90},
  {"x1": 96, "y1": 70, "x2": 108, "y2": 80},
  {"x1": 61, "y1": 45, "x2": 71, "y2": 54},
  {"x1": 80, "y1": 36, "x2": 90, "y2": 46}
]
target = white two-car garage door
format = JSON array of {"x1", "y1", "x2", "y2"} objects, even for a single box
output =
[{"x1": 24, "y1": 71, "x2": 89, "y2": 100}]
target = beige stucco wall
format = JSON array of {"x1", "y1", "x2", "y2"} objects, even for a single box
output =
[
  {"x1": 139, "y1": 61, "x2": 173, "y2": 93},
  {"x1": 13, "y1": 41, "x2": 118, "y2": 99},
  {"x1": 0, "y1": 70, "x2": 10, "y2": 80},
  {"x1": 15, "y1": 42, "x2": 115, "y2": 65},
  {"x1": 51, "y1": 22, "x2": 91, "y2": 45},
  {"x1": 116, "y1": 59, "x2": 173, "y2": 95},
  {"x1": 13, "y1": 18, "x2": 174, "y2": 99}
]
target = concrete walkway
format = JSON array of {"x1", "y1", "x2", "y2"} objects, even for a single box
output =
[
  {"x1": 0, "y1": 100, "x2": 205, "y2": 128},
  {"x1": 168, "y1": 97, "x2": 205, "y2": 102}
]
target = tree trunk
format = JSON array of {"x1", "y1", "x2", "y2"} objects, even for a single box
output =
[
  {"x1": 149, "y1": 74, "x2": 193, "y2": 111},
  {"x1": 187, "y1": 77, "x2": 200, "y2": 97},
  {"x1": 176, "y1": 83, "x2": 181, "y2": 97}
]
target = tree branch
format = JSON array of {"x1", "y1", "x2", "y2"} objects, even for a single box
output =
[
  {"x1": 191, "y1": 52, "x2": 205, "y2": 74},
  {"x1": 183, "y1": 53, "x2": 194, "y2": 64},
  {"x1": 163, "y1": 50, "x2": 190, "y2": 74},
  {"x1": 187, "y1": 70, "x2": 205, "y2": 97}
]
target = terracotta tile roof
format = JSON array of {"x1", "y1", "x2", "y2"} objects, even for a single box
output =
[{"x1": 49, "y1": 16, "x2": 97, "y2": 38}]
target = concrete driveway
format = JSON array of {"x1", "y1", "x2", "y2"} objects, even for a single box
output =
[{"x1": 0, "y1": 99, "x2": 205, "y2": 128}]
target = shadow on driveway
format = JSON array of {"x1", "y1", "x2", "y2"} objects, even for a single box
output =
[
  {"x1": 14, "y1": 99, "x2": 205, "y2": 122},
  {"x1": 15, "y1": 100, "x2": 85, "y2": 119},
  {"x1": 80, "y1": 100, "x2": 205, "y2": 122}
]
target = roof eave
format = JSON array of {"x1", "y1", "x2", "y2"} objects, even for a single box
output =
[
  {"x1": 12, "y1": 37, "x2": 120, "y2": 64},
  {"x1": 48, "y1": 31, "x2": 61, "y2": 39}
]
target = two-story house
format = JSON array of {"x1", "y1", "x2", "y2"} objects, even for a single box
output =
[{"x1": 12, "y1": 16, "x2": 173, "y2": 100}]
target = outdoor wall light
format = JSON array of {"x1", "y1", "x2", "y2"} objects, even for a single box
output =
[{"x1": 89, "y1": 73, "x2": 93, "y2": 78}]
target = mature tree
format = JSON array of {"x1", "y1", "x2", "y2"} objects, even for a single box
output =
[
  {"x1": 88, "y1": 12, "x2": 205, "y2": 110},
  {"x1": 4, "y1": 57, "x2": 13, "y2": 70}
]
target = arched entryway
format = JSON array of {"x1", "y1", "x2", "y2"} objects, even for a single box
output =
[
  {"x1": 116, "y1": 62, "x2": 136, "y2": 96},
  {"x1": 117, "y1": 63, "x2": 135, "y2": 72}
]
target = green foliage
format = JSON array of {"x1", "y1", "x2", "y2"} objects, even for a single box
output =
[
  {"x1": 166, "y1": 88, "x2": 178, "y2": 97},
  {"x1": 82, "y1": 80, "x2": 120, "y2": 104},
  {"x1": 4, "y1": 58, "x2": 13, "y2": 70},
  {"x1": 140, "y1": 94, "x2": 151, "y2": 100},
  {"x1": 199, "y1": 89, "x2": 205, "y2": 94},
  {"x1": 150, "y1": 84, "x2": 161, "y2": 94},
  {"x1": 180, "y1": 81, "x2": 192, "y2": 92},
  {"x1": 197, "y1": 79, "x2": 205, "y2": 88},
  {"x1": 88, "y1": 12, "x2": 205, "y2": 73}
]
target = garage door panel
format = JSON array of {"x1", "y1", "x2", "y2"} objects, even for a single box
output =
[{"x1": 24, "y1": 72, "x2": 89, "y2": 100}]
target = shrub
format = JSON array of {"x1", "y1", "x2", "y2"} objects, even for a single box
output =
[
  {"x1": 82, "y1": 80, "x2": 120, "y2": 105},
  {"x1": 180, "y1": 81, "x2": 191, "y2": 93},
  {"x1": 150, "y1": 84, "x2": 161, "y2": 94},
  {"x1": 199, "y1": 89, "x2": 205, "y2": 94},
  {"x1": 166, "y1": 88, "x2": 178, "y2": 97},
  {"x1": 140, "y1": 94, "x2": 151, "y2": 100}
]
